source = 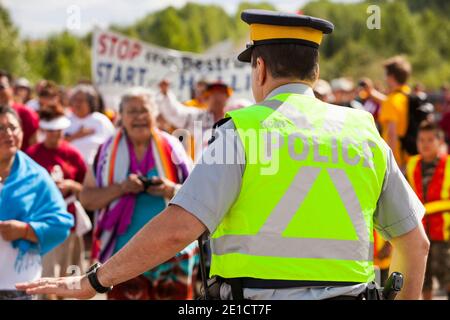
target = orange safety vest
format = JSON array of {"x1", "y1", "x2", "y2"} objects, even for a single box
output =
[{"x1": 406, "y1": 154, "x2": 450, "y2": 241}]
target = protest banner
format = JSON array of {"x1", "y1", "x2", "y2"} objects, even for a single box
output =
[{"x1": 92, "y1": 29, "x2": 252, "y2": 110}]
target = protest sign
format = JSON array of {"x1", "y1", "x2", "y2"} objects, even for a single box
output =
[{"x1": 92, "y1": 29, "x2": 252, "y2": 110}]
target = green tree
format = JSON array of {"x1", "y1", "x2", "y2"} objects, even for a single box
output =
[
  {"x1": 0, "y1": 3, "x2": 29, "y2": 76},
  {"x1": 301, "y1": 0, "x2": 449, "y2": 89},
  {"x1": 233, "y1": 2, "x2": 276, "y2": 41},
  {"x1": 22, "y1": 40, "x2": 46, "y2": 83},
  {"x1": 1, "y1": 1, "x2": 448, "y2": 89},
  {"x1": 126, "y1": 3, "x2": 234, "y2": 52},
  {"x1": 402, "y1": 0, "x2": 450, "y2": 17},
  {"x1": 150, "y1": 7, "x2": 190, "y2": 50},
  {"x1": 40, "y1": 31, "x2": 91, "y2": 84},
  {"x1": 181, "y1": 3, "x2": 234, "y2": 50}
]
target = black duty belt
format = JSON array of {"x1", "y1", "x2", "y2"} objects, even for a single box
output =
[
  {"x1": 221, "y1": 277, "x2": 364, "y2": 301},
  {"x1": 223, "y1": 277, "x2": 362, "y2": 289}
]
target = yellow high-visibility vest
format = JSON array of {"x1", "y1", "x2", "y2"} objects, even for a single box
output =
[{"x1": 210, "y1": 93, "x2": 388, "y2": 284}]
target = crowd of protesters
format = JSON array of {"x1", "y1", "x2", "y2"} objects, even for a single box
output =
[
  {"x1": 313, "y1": 57, "x2": 450, "y2": 300},
  {"x1": 0, "y1": 54, "x2": 449, "y2": 300}
]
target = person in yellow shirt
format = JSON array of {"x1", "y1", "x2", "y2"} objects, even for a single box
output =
[
  {"x1": 184, "y1": 80, "x2": 208, "y2": 109},
  {"x1": 368, "y1": 56, "x2": 412, "y2": 169}
]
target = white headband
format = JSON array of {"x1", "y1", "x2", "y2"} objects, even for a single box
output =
[{"x1": 39, "y1": 116, "x2": 71, "y2": 131}]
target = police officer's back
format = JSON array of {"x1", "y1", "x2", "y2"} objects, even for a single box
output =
[
  {"x1": 16, "y1": 9, "x2": 430, "y2": 301},
  {"x1": 170, "y1": 10, "x2": 429, "y2": 300}
]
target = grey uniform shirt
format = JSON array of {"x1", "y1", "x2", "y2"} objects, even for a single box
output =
[{"x1": 170, "y1": 83, "x2": 425, "y2": 300}]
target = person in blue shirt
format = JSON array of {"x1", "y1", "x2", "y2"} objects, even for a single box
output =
[{"x1": 0, "y1": 105, "x2": 73, "y2": 300}]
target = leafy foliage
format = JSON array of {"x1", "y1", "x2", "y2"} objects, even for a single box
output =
[
  {"x1": 0, "y1": 4, "x2": 28, "y2": 76},
  {"x1": 303, "y1": 0, "x2": 450, "y2": 88},
  {"x1": 1, "y1": 1, "x2": 448, "y2": 89}
]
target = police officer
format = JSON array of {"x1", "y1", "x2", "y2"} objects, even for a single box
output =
[{"x1": 17, "y1": 10, "x2": 430, "y2": 300}]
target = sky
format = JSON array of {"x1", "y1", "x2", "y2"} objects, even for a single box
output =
[{"x1": 2, "y1": 0, "x2": 360, "y2": 39}]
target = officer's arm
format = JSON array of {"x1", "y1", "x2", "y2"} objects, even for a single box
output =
[
  {"x1": 16, "y1": 204, "x2": 205, "y2": 298},
  {"x1": 97, "y1": 204, "x2": 206, "y2": 288},
  {"x1": 388, "y1": 224, "x2": 430, "y2": 300}
]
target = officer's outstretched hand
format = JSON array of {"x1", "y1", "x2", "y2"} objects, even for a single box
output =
[{"x1": 16, "y1": 275, "x2": 96, "y2": 299}]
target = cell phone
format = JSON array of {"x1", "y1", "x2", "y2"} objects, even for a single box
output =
[
  {"x1": 149, "y1": 176, "x2": 163, "y2": 186},
  {"x1": 138, "y1": 175, "x2": 163, "y2": 189}
]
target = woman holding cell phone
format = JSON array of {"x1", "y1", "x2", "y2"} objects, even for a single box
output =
[{"x1": 79, "y1": 87, "x2": 197, "y2": 300}]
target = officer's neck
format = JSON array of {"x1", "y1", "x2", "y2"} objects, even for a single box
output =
[{"x1": 262, "y1": 77, "x2": 313, "y2": 101}]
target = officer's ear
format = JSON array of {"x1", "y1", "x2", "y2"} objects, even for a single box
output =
[
  {"x1": 255, "y1": 56, "x2": 267, "y2": 86},
  {"x1": 312, "y1": 64, "x2": 320, "y2": 87}
]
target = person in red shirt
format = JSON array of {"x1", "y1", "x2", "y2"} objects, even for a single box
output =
[
  {"x1": 406, "y1": 121, "x2": 450, "y2": 300},
  {"x1": 0, "y1": 70, "x2": 39, "y2": 150},
  {"x1": 26, "y1": 104, "x2": 88, "y2": 284}
]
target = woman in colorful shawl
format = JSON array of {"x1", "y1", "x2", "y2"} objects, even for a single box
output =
[
  {"x1": 0, "y1": 105, "x2": 73, "y2": 300},
  {"x1": 80, "y1": 87, "x2": 198, "y2": 300}
]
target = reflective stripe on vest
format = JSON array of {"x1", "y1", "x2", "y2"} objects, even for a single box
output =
[
  {"x1": 424, "y1": 200, "x2": 450, "y2": 214},
  {"x1": 210, "y1": 94, "x2": 388, "y2": 283},
  {"x1": 437, "y1": 157, "x2": 450, "y2": 240},
  {"x1": 212, "y1": 166, "x2": 373, "y2": 261},
  {"x1": 441, "y1": 156, "x2": 450, "y2": 200},
  {"x1": 406, "y1": 155, "x2": 420, "y2": 194}
]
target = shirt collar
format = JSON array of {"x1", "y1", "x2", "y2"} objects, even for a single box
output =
[
  {"x1": 266, "y1": 83, "x2": 315, "y2": 100},
  {"x1": 393, "y1": 85, "x2": 411, "y2": 95},
  {"x1": 400, "y1": 85, "x2": 411, "y2": 94}
]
